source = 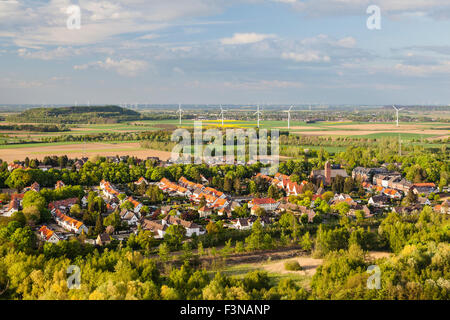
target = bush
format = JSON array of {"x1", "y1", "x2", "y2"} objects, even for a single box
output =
[{"x1": 284, "y1": 260, "x2": 303, "y2": 271}]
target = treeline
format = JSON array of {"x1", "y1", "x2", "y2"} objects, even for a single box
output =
[
  {"x1": 0, "y1": 158, "x2": 264, "y2": 190},
  {"x1": 336, "y1": 142, "x2": 449, "y2": 188},
  {"x1": 0, "y1": 124, "x2": 70, "y2": 132},
  {"x1": 6, "y1": 106, "x2": 144, "y2": 124}
]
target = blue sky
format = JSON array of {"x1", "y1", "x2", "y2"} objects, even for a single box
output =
[{"x1": 1, "y1": 0, "x2": 450, "y2": 105}]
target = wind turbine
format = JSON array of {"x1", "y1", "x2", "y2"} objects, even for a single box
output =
[
  {"x1": 219, "y1": 105, "x2": 227, "y2": 127},
  {"x1": 176, "y1": 104, "x2": 183, "y2": 125},
  {"x1": 255, "y1": 105, "x2": 262, "y2": 128},
  {"x1": 284, "y1": 105, "x2": 294, "y2": 129},
  {"x1": 392, "y1": 105, "x2": 404, "y2": 127}
]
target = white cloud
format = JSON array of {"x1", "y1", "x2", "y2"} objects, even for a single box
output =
[
  {"x1": 18, "y1": 47, "x2": 77, "y2": 60},
  {"x1": 286, "y1": 0, "x2": 450, "y2": 20},
  {"x1": 281, "y1": 51, "x2": 331, "y2": 62},
  {"x1": 74, "y1": 57, "x2": 149, "y2": 77},
  {"x1": 337, "y1": 37, "x2": 356, "y2": 48},
  {"x1": 394, "y1": 61, "x2": 450, "y2": 76},
  {"x1": 220, "y1": 33, "x2": 276, "y2": 45},
  {"x1": 223, "y1": 80, "x2": 304, "y2": 90}
]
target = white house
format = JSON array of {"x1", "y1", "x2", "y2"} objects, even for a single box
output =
[
  {"x1": 54, "y1": 209, "x2": 88, "y2": 234},
  {"x1": 234, "y1": 218, "x2": 252, "y2": 230},
  {"x1": 162, "y1": 215, "x2": 205, "y2": 237},
  {"x1": 248, "y1": 198, "x2": 280, "y2": 212},
  {"x1": 39, "y1": 225, "x2": 61, "y2": 243},
  {"x1": 141, "y1": 219, "x2": 167, "y2": 239},
  {"x1": 120, "y1": 209, "x2": 139, "y2": 226}
]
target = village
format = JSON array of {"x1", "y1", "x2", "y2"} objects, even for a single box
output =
[{"x1": 0, "y1": 157, "x2": 448, "y2": 249}]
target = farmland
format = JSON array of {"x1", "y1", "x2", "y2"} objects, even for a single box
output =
[{"x1": 0, "y1": 107, "x2": 449, "y2": 162}]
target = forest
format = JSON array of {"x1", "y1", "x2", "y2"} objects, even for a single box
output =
[{"x1": 6, "y1": 106, "x2": 144, "y2": 124}]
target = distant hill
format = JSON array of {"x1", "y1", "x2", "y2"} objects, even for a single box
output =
[{"x1": 7, "y1": 105, "x2": 143, "y2": 124}]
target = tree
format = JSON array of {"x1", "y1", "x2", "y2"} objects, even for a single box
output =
[
  {"x1": 164, "y1": 225, "x2": 186, "y2": 250},
  {"x1": 103, "y1": 212, "x2": 121, "y2": 230},
  {"x1": 268, "y1": 185, "x2": 281, "y2": 200},
  {"x1": 10, "y1": 226, "x2": 36, "y2": 252},
  {"x1": 94, "y1": 214, "x2": 104, "y2": 235},
  {"x1": 406, "y1": 190, "x2": 418, "y2": 205},
  {"x1": 158, "y1": 242, "x2": 171, "y2": 263},
  {"x1": 355, "y1": 210, "x2": 365, "y2": 223},
  {"x1": 300, "y1": 232, "x2": 312, "y2": 251}
]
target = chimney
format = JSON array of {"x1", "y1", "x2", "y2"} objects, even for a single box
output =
[{"x1": 325, "y1": 161, "x2": 332, "y2": 185}]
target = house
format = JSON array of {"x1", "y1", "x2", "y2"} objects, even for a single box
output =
[
  {"x1": 393, "y1": 205, "x2": 422, "y2": 215},
  {"x1": 234, "y1": 218, "x2": 252, "y2": 230},
  {"x1": 418, "y1": 197, "x2": 432, "y2": 206},
  {"x1": 248, "y1": 198, "x2": 280, "y2": 212},
  {"x1": 48, "y1": 198, "x2": 79, "y2": 213},
  {"x1": 135, "y1": 177, "x2": 149, "y2": 186},
  {"x1": 140, "y1": 219, "x2": 167, "y2": 239},
  {"x1": 434, "y1": 203, "x2": 450, "y2": 215},
  {"x1": 198, "y1": 206, "x2": 213, "y2": 218},
  {"x1": 368, "y1": 194, "x2": 390, "y2": 207},
  {"x1": 3, "y1": 197, "x2": 20, "y2": 217},
  {"x1": 39, "y1": 225, "x2": 60, "y2": 243},
  {"x1": 285, "y1": 181, "x2": 304, "y2": 196},
  {"x1": 162, "y1": 215, "x2": 204, "y2": 237},
  {"x1": 352, "y1": 167, "x2": 389, "y2": 182},
  {"x1": 383, "y1": 188, "x2": 403, "y2": 199},
  {"x1": 310, "y1": 161, "x2": 348, "y2": 186},
  {"x1": 24, "y1": 182, "x2": 40, "y2": 192},
  {"x1": 55, "y1": 181, "x2": 65, "y2": 189},
  {"x1": 54, "y1": 209, "x2": 88, "y2": 234},
  {"x1": 218, "y1": 207, "x2": 231, "y2": 217},
  {"x1": 331, "y1": 194, "x2": 357, "y2": 206},
  {"x1": 7, "y1": 163, "x2": 24, "y2": 172},
  {"x1": 120, "y1": 209, "x2": 139, "y2": 225},
  {"x1": 411, "y1": 183, "x2": 436, "y2": 196},
  {"x1": 158, "y1": 178, "x2": 191, "y2": 197},
  {"x1": 278, "y1": 202, "x2": 302, "y2": 213},
  {"x1": 127, "y1": 196, "x2": 143, "y2": 214},
  {"x1": 100, "y1": 180, "x2": 121, "y2": 200},
  {"x1": 96, "y1": 233, "x2": 111, "y2": 246}
]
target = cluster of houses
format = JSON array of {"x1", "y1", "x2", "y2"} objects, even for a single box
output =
[
  {"x1": 353, "y1": 166, "x2": 437, "y2": 196},
  {"x1": 158, "y1": 177, "x2": 233, "y2": 216},
  {"x1": 141, "y1": 214, "x2": 205, "y2": 239},
  {"x1": 256, "y1": 172, "x2": 312, "y2": 196}
]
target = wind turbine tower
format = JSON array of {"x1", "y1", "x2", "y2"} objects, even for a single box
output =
[
  {"x1": 176, "y1": 104, "x2": 184, "y2": 125},
  {"x1": 255, "y1": 105, "x2": 262, "y2": 128},
  {"x1": 219, "y1": 105, "x2": 227, "y2": 127},
  {"x1": 392, "y1": 105, "x2": 404, "y2": 127},
  {"x1": 284, "y1": 105, "x2": 294, "y2": 129}
]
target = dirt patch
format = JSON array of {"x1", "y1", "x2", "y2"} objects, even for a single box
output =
[
  {"x1": 292, "y1": 129, "x2": 448, "y2": 136},
  {"x1": 262, "y1": 256, "x2": 323, "y2": 277},
  {"x1": 326, "y1": 123, "x2": 444, "y2": 130},
  {"x1": 0, "y1": 142, "x2": 173, "y2": 162},
  {"x1": 278, "y1": 126, "x2": 321, "y2": 130}
]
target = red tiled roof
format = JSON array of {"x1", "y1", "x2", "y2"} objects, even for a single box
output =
[
  {"x1": 251, "y1": 198, "x2": 277, "y2": 205},
  {"x1": 413, "y1": 183, "x2": 436, "y2": 187},
  {"x1": 39, "y1": 225, "x2": 55, "y2": 241}
]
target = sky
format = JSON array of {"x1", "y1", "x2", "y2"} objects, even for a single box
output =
[{"x1": 1, "y1": 0, "x2": 450, "y2": 105}]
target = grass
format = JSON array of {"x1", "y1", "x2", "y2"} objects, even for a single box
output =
[
  {"x1": 0, "y1": 140, "x2": 141, "y2": 149},
  {"x1": 214, "y1": 260, "x2": 312, "y2": 289}
]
